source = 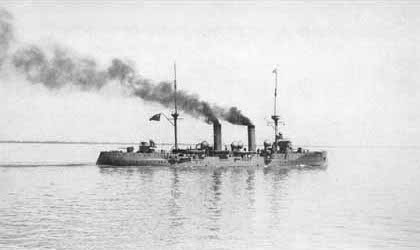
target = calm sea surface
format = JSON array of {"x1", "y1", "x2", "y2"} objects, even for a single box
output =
[{"x1": 0, "y1": 143, "x2": 419, "y2": 249}]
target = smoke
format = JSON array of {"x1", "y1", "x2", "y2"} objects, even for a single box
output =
[
  {"x1": 220, "y1": 107, "x2": 252, "y2": 126},
  {"x1": 132, "y1": 80, "x2": 222, "y2": 124},
  {"x1": 12, "y1": 46, "x2": 108, "y2": 90},
  {"x1": 0, "y1": 8, "x2": 253, "y2": 126},
  {"x1": 0, "y1": 9, "x2": 13, "y2": 68}
]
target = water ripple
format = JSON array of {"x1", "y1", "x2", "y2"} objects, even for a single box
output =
[{"x1": 1, "y1": 147, "x2": 420, "y2": 249}]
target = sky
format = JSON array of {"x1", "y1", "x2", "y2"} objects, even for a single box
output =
[{"x1": 1, "y1": 1, "x2": 419, "y2": 146}]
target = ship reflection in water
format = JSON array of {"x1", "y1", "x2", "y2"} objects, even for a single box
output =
[{"x1": 98, "y1": 165, "x2": 299, "y2": 245}]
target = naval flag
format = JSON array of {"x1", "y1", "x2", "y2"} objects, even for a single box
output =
[{"x1": 149, "y1": 113, "x2": 161, "y2": 121}]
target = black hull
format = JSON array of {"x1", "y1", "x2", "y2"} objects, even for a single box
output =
[{"x1": 97, "y1": 150, "x2": 327, "y2": 169}]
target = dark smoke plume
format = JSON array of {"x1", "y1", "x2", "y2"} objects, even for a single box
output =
[
  {"x1": 0, "y1": 9, "x2": 13, "y2": 68},
  {"x1": 220, "y1": 107, "x2": 252, "y2": 126},
  {"x1": 132, "y1": 80, "x2": 220, "y2": 124},
  {"x1": 1, "y1": 8, "x2": 253, "y2": 126},
  {"x1": 12, "y1": 46, "x2": 108, "y2": 90}
]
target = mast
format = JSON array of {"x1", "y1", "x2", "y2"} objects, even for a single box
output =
[
  {"x1": 271, "y1": 68, "x2": 280, "y2": 152},
  {"x1": 171, "y1": 62, "x2": 179, "y2": 150}
]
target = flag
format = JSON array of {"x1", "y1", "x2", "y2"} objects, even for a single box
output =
[
  {"x1": 272, "y1": 68, "x2": 277, "y2": 74},
  {"x1": 149, "y1": 113, "x2": 161, "y2": 121}
]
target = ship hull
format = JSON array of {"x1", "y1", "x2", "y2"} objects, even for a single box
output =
[
  {"x1": 265, "y1": 151, "x2": 327, "y2": 169},
  {"x1": 97, "y1": 150, "x2": 326, "y2": 169}
]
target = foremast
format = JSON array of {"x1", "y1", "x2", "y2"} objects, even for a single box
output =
[
  {"x1": 171, "y1": 63, "x2": 179, "y2": 150},
  {"x1": 271, "y1": 68, "x2": 280, "y2": 153}
]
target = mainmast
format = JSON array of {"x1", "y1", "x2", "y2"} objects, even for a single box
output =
[
  {"x1": 271, "y1": 68, "x2": 280, "y2": 152},
  {"x1": 171, "y1": 62, "x2": 179, "y2": 150}
]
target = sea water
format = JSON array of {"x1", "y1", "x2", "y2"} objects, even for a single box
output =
[{"x1": 0, "y1": 143, "x2": 419, "y2": 249}]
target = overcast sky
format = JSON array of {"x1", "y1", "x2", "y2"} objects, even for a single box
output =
[{"x1": 1, "y1": 1, "x2": 419, "y2": 146}]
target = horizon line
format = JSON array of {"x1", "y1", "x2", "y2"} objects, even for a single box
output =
[{"x1": 1, "y1": 140, "x2": 420, "y2": 148}]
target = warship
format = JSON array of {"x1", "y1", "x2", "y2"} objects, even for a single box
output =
[{"x1": 96, "y1": 66, "x2": 327, "y2": 169}]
